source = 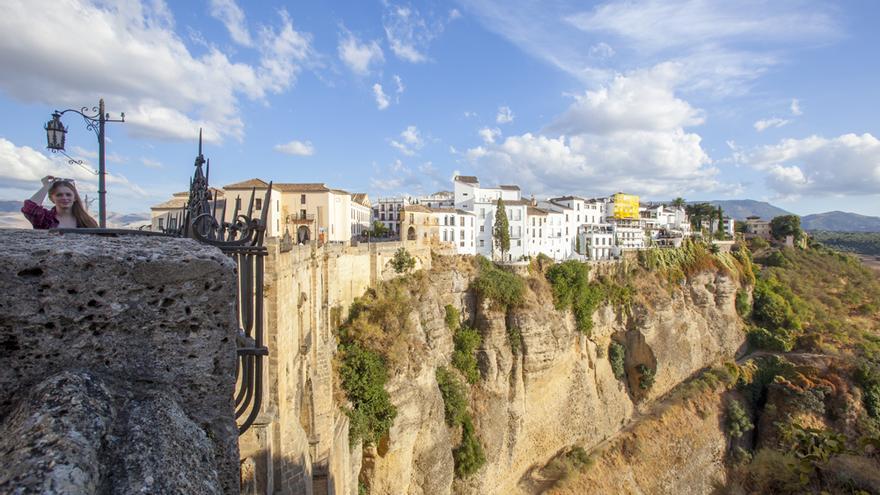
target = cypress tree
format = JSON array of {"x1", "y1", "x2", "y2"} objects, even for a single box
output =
[{"x1": 493, "y1": 198, "x2": 510, "y2": 261}]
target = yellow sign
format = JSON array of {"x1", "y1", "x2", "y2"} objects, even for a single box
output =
[{"x1": 612, "y1": 193, "x2": 640, "y2": 219}]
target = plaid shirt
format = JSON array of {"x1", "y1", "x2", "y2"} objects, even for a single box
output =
[{"x1": 21, "y1": 200, "x2": 59, "y2": 229}]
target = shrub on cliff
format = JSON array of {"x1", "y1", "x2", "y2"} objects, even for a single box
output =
[
  {"x1": 726, "y1": 399, "x2": 754, "y2": 438},
  {"x1": 472, "y1": 256, "x2": 524, "y2": 309},
  {"x1": 452, "y1": 326, "x2": 482, "y2": 384},
  {"x1": 445, "y1": 304, "x2": 460, "y2": 331},
  {"x1": 545, "y1": 260, "x2": 608, "y2": 335},
  {"x1": 390, "y1": 247, "x2": 416, "y2": 273},
  {"x1": 637, "y1": 364, "x2": 655, "y2": 390},
  {"x1": 436, "y1": 367, "x2": 469, "y2": 427},
  {"x1": 609, "y1": 342, "x2": 626, "y2": 380},
  {"x1": 453, "y1": 416, "x2": 486, "y2": 477},
  {"x1": 338, "y1": 341, "x2": 397, "y2": 446},
  {"x1": 752, "y1": 279, "x2": 800, "y2": 331},
  {"x1": 735, "y1": 289, "x2": 752, "y2": 318}
]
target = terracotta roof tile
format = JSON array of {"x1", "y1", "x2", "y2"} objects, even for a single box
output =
[{"x1": 223, "y1": 178, "x2": 270, "y2": 189}]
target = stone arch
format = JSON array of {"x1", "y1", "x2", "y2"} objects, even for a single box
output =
[
  {"x1": 297, "y1": 226, "x2": 310, "y2": 244},
  {"x1": 407, "y1": 226, "x2": 416, "y2": 241}
]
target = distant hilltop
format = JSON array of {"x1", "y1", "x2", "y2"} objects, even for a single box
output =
[
  {"x1": 692, "y1": 200, "x2": 792, "y2": 220},
  {"x1": 801, "y1": 211, "x2": 880, "y2": 232}
]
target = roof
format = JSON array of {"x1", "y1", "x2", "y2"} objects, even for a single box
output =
[
  {"x1": 351, "y1": 193, "x2": 370, "y2": 206},
  {"x1": 454, "y1": 175, "x2": 479, "y2": 184},
  {"x1": 456, "y1": 209, "x2": 475, "y2": 215},
  {"x1": 224, "y1": 178, "x2": 270, "y2": 189},
  {"x1": 503, "y1": 199, "x2": 531, "y2": 206},
  {"x1": 329, "y1": 188, "x2": 351, "y2": 195},
  {"x1": 173, "y1": 187, "x2": 224, "y2": 197},
  {"x1": 404, "y1": 204, "x2": 433, "y2": 213},
  {"x1": 527, "y1": 207, "x2": 548, "y2": 216},
  {"x1": 498, "y1": 185, "x2": 520, "y2": 191},
  {"x1": 430, "y1": 190, "x2": 453, "y2": 197},
  {"x1": 151, "y1": 197, "x2": 188, "y2": 210},
  {"x1": 274, "y1": 183, "x2": 330, "y2": 192},
  {"x1": 551, "y1": 195, "x2": 587, "y2": 202}
]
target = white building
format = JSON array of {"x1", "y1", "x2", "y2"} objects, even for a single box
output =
[
  {"x1": 350, "y1": 193, "x2": 371, "y2": 238},
  {"x1": 454, "y1": 176, "x2": 529, "y2": 261},
  {"x1": 580, "y1": 224, "x2": 615, "y2": 260},
  {"x1": 372, "y1": 197, "x2": 410, "y2": 237}
]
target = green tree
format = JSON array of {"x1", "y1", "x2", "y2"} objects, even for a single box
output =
[
  {"x1": 371, "y1": 220, "x2": 389, "y2": 237},
  {"x1": 575, "y1": 233, "x2": 582, "y2": 255},
  {"x1": 671, "y1": 197, "x2": 686, "y2": 208},
  {"x1": 493, "y1": 198, "x2": 510, "y2": 261},
  {"x1": 770, "y1": 215, "x2": 803, "y2": 241},
  {"x1": 390, "y1": 247, "x2": 416, "y2": 273}
]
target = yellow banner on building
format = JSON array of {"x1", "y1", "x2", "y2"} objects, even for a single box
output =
[{"x1": 612, "y1": 193, "x2": 640, "y2": 219}]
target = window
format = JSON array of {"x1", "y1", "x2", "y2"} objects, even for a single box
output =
[
  {"x1": 255, "y1": 198, "x2": 262, "y2": 210},
  {"x1": 300, "y1": 194, "x2": 306, "y2": 204},
  {"x1": 276, "y1": 200, "x2": 279, "y2": 212},
  {"x1": 300, "y1": 209, "x2": 306, "y2": 219},
  {"x1": 480, "y1": 225, "x2": 484, "y2": 233},
  {"x1": 158, "y1": 218, "x2": 164, "y2": 229},
  {"x1": 479, "y1": 239, "x2": 484, "y2": 247},
  {"x1": 460, "y1": 217, "x2": 464, "y2": 226},
  {"x1": 480, "y1": 208, "x2": 486, "y2": 219},
  {"x1": 517, "y1": 240, "x2": 521, "y2": 246}
]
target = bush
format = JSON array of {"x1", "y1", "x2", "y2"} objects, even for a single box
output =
[
  {"x1": 444, "y1": 304, "x2": 460, "y2": 331},
  {"x1": 507, "y1": 326, "x2": 522, "y2": 355},
  {"x1": 436, "y1": 367, "x2": 469, "y2": 427},
  {"x1": 747, "y1": 326, "x2": 794, "y2": 352},
  {"x1": 736, "y1": 289, "x2": 752, "y2": 318},
  {"x1": 856, "y1": 364, "x2": 880, "y2": 420},
  {"x1": 452, "y1": 326, "x2": 482, "y2": 384},
  {"x1": 390, "y1": 247, "x2": 416, "y2": 273},
  {"x1": 746, "y1": 448, "x2": 811, "y2": 493},
  {"x1": 339, "y1": 342, "x2": 398, "y2": 445},
  {"x1": 472, "y1": 256, "x2": 525, "y2": 308},
  {"x1": 609, "y1": 342, "x2": 626, "y2": 380},
  {"x1": 637, "y1": 364, "x2": 655, "y2": 390},
  {"x1": 545, "y1": 260, "x2": 608, "y2": 335},
  {"x1": 752, "y1": 279, "x2": 799, "y2": 330},
  {"x1": 727, "y1": 399, "x2": 754, "y2": 438},
  {"x1": 453, "y1": 416, "x2": 486, "y2": 477},
  {"x1": 761, "y1": 250, "x2": 790, "y2": 268}
]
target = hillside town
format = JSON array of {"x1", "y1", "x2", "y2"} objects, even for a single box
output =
[{"x1": 148, "y1": 174, "x2": 777, "y2": 262}]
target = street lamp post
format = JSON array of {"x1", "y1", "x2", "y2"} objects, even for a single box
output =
[{"x1": 45, "y1": 98, "x2": 124, "y2": 228}]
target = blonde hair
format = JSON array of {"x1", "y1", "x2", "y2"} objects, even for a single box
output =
[{"x1": 49, "y1": 180, "x2": 98, "y2": 228}]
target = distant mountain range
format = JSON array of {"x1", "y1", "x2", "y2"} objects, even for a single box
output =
[
  {"x1": 690, "y1": 200, "x2": 880, "y2": 233},
  {"x1": 695, "y1": 200, "x2": 793, "y2": 220},
  {"x1": 801, "y1": 211, "x2": 880, "y2": 232},
  {"x1": 0, "y1": 200, "x2": 150, "y2": 229}
]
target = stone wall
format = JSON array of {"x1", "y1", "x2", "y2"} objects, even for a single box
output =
[
  {"x1": 239, "y1": 239, "x2": 430, "y2": 495},
  {"x1": 0, "y1": 230, "x2": 240, "y2": 494}
]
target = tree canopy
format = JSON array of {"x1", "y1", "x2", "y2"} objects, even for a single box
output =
[
  {"x1": 770, "y1": 215, "x2": 803, "y2": 241},
  {"x1": 493, "y1": 198, "x2": 510, "y2": 261}
]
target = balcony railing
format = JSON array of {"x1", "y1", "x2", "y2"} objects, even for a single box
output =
[{"x1": 288, "y1": 213, "x2": 315, "y2": 224}]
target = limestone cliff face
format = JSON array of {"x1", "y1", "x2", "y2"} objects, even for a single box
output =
[{"x1": 364, "y1": 264, "x2": 744, "y2": 495}]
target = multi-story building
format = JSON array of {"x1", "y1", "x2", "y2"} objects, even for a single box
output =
[
  {"x1": 400, "y1": 205, "x2": 477, "y2": 255},
  {"x1": 372, "y1": 197, "x2": 410, "y2": 237},
  {"x1": 579, "y1": 224, "x2": 615, "y2": 260},
  {"x1": 454, "y1": 176, "x2": 529, "y2": 261},
  {"x1": 350, "y1": 193, "x2": 372, "y2": 238},
  {"x1": 744, "y1": 216, "x2": 772, "y2": 240}
]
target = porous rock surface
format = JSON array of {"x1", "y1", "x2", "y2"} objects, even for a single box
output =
[
  {"x1": 0, "y1": 230, "x2": 240, "y2": 494},
  {"x1": 363, "y1": 264, "x2": 744, "y2": 494}
]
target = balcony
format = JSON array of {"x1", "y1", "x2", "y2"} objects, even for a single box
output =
[{"x1": 288, "y1": 212, "x2": 316, "y2": 224}]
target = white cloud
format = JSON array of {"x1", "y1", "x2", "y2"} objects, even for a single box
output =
[
  {"x1": 754, "y1": 117, "x2": 790, "y2": 132},
  {"x1": 209, "y1": 0, "x2": 253, "y2": 46},
  {"x1": 496, "y1": 106, "x2": 514, "y2": 124},
  {"x1": 372, "y1": 83, "x2": 390, "y2": 110},
  {"x1": 383, "y1": 2, "x2": 451, "y2": 63},
  {"x1": 0, "y1": 0, "x2": 314, "y2": 143},
  {"x1": 140, "y1": 158, "x2": 164, "y2": 169},
  {"x1": 394, "y1": 74, "x2": 405, "y2": 96},
  {"x1": 737, "y1": 133, "x2": 880, "y2": 196},
  {"x1": 338, "y1": 28, "x2": 384, "y2": 75},
  {"x1": 274, "y1": 139, "x2": 315, "y2": 156},
  {"x1": 463, "y1": 111, "x2": 477, "y2": 118},
  {"x1": 389, "y1": 125, "x2": 424, "y2": 155},
  {"x1": 478, "y1": 127, "x2": 501, "y2": 144},
  {"x1": 466, "y1": 66, "x2": 717, "y2": 198},
  {"x1": 791, "y1": 98, "x2": 802, "y2": 116},
  {"x1": 547, "y1": 63, "x2": 704, "y2": 135},
  {"x1": 589, "y1": 42, "x2": 615, "y2": 59}
]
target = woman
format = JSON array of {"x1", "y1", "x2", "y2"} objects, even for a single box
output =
[{"x1": 21, "y1": 175, "x2": 98, "y2": 229}]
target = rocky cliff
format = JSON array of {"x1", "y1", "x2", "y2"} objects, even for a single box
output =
[{"x1": 347, "y1": 257, "x2": 746, "y2": 494}]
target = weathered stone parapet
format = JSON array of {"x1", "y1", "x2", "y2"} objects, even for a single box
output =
[{"x1": 0, "y1": 229, "x2": 240, "y2": 494}]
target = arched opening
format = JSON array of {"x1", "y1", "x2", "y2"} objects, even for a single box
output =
[
  {"x1": 407, "y1": 226, "x2": 416, "y2": 241},
  {"x1": 297, "y1": 226, "x2": 311, "y2": 244}
]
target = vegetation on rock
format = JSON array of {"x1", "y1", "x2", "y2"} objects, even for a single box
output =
[
  {"x1": 390, "y1": 247, "x2": 416, "y2": 274},
  {"x1": 452, "y1": 326, "x2": 482, "y2": 384},
  {"x1": 453, "y1": 416, "x2": 486, "y2": 478},
  {"x1": 338, "y1": 341, "x2": 397, "y2": 446},
  {"x1": 608, "y1": 342, "x2": 626, "y2": 380},
  {"x1": 436, "y1": 366, "x2": 469, "y2": 427},
  {"x1": 472, "y1": 256, "x2": 524, "y2": 309},
  {"x1": 725, "y1": 399, "x2": 754, "y2": 439},
  {"x1": 493, "y1": 198, "x2": 510, "y2": 261}
]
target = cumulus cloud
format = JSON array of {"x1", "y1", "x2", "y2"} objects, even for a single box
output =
[
  {"x1": 209, "y1": 0, "x2": 253, "y2": 46},
  {"x1": 372, "y1": 83, "x2": 390, "y2": 110},
  {"x1": 338, "y1": 28, "x2": 384, "y2": 75},
  {"x1": 754, "y1": 117, "x2": 790, "y2": 132},
  {"x1": 791, "y1": 98, "x2": 803, "y2": 116},
  {"x1": 389, "y1": 125, "x2": 424, "y2": 155},
  {"x1": 274, "y1": 139, "x2": 315, "y2": 156},
  {"x1": 0, "y1": 0, "x2": 314, "y2": 143},
  {"x1": 467, "y1": 65, "x2": 717, "y2": 198},
  {"x1": 736, "y1": 133, "x2": 880, "y2": 196},
  {"x1": 478, "y1": 127, "x2": 501, "y2": 144},
  {"x1": 496, "y1": 106, "x2": 514, "y2": 124}
]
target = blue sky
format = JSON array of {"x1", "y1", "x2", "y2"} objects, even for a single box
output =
[{"x1": 0, "y1": 0, "x2": 878, "y2": 216}]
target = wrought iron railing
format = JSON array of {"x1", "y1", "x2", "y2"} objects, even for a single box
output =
[{"x1": 160, "y1": 131, "x2": 270, "y2": 435}]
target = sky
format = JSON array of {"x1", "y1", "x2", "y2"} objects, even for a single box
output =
[{"x1": 0, "y1": 0, "x2": 879, "y2": 216}]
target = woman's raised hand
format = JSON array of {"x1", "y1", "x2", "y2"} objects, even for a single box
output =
[{"x1": 41, "y1": 175, "x2": 55, "y2": 187}]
